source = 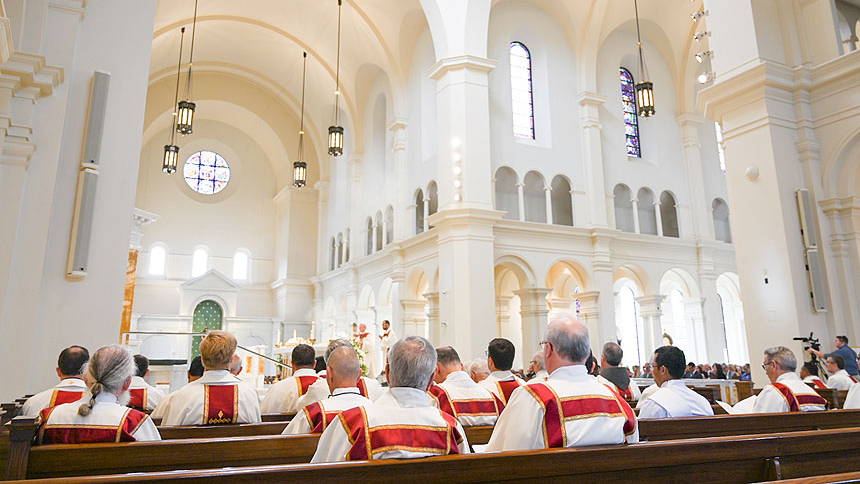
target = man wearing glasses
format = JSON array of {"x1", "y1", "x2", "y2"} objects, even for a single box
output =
[{"x1": 753, "y1": 346, "x2": 826, "y2": 413}]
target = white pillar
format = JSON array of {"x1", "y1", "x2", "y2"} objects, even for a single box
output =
[
  {"x1": 496, "y1": 295, "x2": 513, "y2": 335},
  {"x1": 576, "y1": 92, "x2": 610, "y2": 227},
  {"x1": 635, "y1": 295, "x2": 666, "y2": 357},
  {"x1": 388, "y1": 118, "x2": 408, "y2": 241},
  {"x1": 683, "y1": 297, "x2": 710, "y2": 363},
  {"x1": 425, "y1": 292, "x2": 440, "y2": 344},
  {"x1": 576, "y1": 291, "x2": 602, "y2": 357},
  {"x1": 371, "y1": 223, "x2": 378, "y2": 253},
  {"x1": 423, "y1": 198, "x2": 430, "y2": 232},
  {"x1": 516, "y1": 183, "x2": 525, "y2": 221},
  {"x1": 544, "y1": 186, "x2": 553, "y2": 225},
  {"x1": 381, "y1": 219, "x2": 388, "y2": 249},
  {"x1": 678, "y1": 114, "x2": 714, "y2": 240},
  {"x1": 631, "y1": 198, "x2": 641, "y2": 234},
  {"x1": 514, "y1": 288, "x2": 552, "y2": 370},
  {"x1": 654, "y1": 200, "x2": 664, "y2": 237}
]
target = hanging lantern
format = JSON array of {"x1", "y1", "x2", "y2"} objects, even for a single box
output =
[
  {"x1": 176, "y1": 99, "x2": 196, "y2": 135},
  {"x1": 328, "y1": 125, "x2": 344, "y2": 156},
  {"x1": 293, "y1": 161, "x2": 307, "y2": 188},
  {"x1": 294, "y1": 51, "x2": 310, "y2": 188},
  {"x1": 328, "y1": 0, "x2": 345, "y2": 157},
  {"x1": 163, "y1": 144, "x2": 180, "y2": 174},
  {"x1": 635, "y1": 81, "x2": 655, "y2": 117}
]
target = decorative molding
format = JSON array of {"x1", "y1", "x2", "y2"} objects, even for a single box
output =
[
  {"x1": 426, "y1": 55, "x2": 497, "y2": 81},
  {"x1": 129, "y1": 208, "x2": 160, "y2": 251},
  {"x1": 1, "y1": 52, "x2": 64, "y2": 98},
  {"x1": 48, "y1": 0, "x2": 87, "y2": 20}
]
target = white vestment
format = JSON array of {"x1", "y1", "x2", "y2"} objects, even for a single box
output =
[
  {"x1": 637, "y1": 380, "x2": 714, "y2": 418},
  {"x1": 39, "y1": 393, "x2": 161, "y2": 443},
  {"x1": 802, "y1": 375, "x2": 826, "y2": 386},
  {"x1": 159, "y1": 370, "x2": 261, "y2": 425},
  {"x1": 282, "y1": 387, "x2": 372, "y2": 434},
  {"x1": 844, "y1": 383, "x2": 860, "y2": 409},
  {"x1": 129, "y1": 376, "x2": 167, "y2": 411},
  {"x1": 20, "y1": 378, "x2": 90, "y2": 417},
  {"x1": 360, "y1": 337, "x2": 379, "y2": 379},
  {"x1": 827, "y1": 369, "x2": 856, "y2": 390},
  {"x1": 595, "y1": 374, "x2": 643, "y2": 402},
  {"x1": 379, "y1": 329, "x2": 397, "y2": 366},
  {"x1": 484, "y1": 365, "x2": 638, "y2": 452},
  {"x1": 434, "y1": 370, "x2": 500, "y2": 426},
  {"x1": 298, "y1": 375, "x2": 383, "y2": 409},
  {"x1": 311, "y1": 387, "x2": 470, "y2": 462},
  {"x1": 261, "y1": 368, "x2": 322, "y2": 413},
  {"x1": 753, "y1": 372, "x2": 826, "y2": 413},
  {"x1": 635, "y1": 383, "x2": 660, "y2": 408},
  {"x1": 531, "y1": 370, "x2": 549, "y2": 382},
  {"x1": 478, "y1": 370, "x2": 525, "y2": 402}
]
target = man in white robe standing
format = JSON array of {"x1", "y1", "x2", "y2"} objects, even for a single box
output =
[
  {"x1": 159, "y1": 331, "x2": 261, "y2": 425},
  {"x1": 358, "y1": 323, "x2": 378, "y2": 379},
  {"x1": 637, "y1": 345, "x2": 713, "y2": 418},
  {"x1": 753, "y1": 346, "x2": 826, "y2": 413},
  {"x1": 312, "y1": 335, "x2": 469, "y2": 462},
  {"x1": 378, "y1": 319, "x2": 396, "y2": 370},
  {"x1": 21, "y1": 346, "x2": 90, "y2": 417},
  {"x1": 484, "y1": 316, "x2": 638, "y2": 451}
]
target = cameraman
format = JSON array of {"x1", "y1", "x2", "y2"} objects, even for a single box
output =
[{"x1": 808, "y1": 335, "x2": 859, "y2": 377}]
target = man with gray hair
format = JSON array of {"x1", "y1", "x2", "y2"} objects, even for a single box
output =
[
  {"x1": 528, "y1": 351, "x2": 548, "y2": 382},
  {"x1": 468, "y1": 358, "x2": 490, "y2": 383},
  {"x1": 754, "y1": 346, "x2": 826, "y2": 413},
  {"x1": 312, "y1": 335, "x2": 469, "y2": 462},
  {"x1": 595, "y1": 342, "x2": 642, "y2": 402},
  {"x1": 484, "y1": 316, "x2": 638, "y2": 451}
]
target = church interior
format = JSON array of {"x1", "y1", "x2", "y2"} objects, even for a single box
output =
[{"x1": 1, "y1": 0, "x2": 860, "y2": 480}]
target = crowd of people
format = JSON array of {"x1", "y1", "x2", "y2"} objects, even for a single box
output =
[{"x1": 17, "y1": 318, "x2": 860, "y2": 462}]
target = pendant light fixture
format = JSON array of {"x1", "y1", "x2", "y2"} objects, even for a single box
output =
[
  {"x1": 293, "y1": 52, "x2": 309, "y2": 188},
  {"x1": 633, "y1": 0, "x2": 655, "y2": 117},
  {"x1": 176, "y1": 0, "x2": 198, "y2": 135},
  {"x1": 327, "y1": 0, "x2": 344, "y2": 156},
  {"x1": 163, "y1": 27, "x2": 185, "y2": 174}
]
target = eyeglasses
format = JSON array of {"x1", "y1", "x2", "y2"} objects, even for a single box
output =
[
  {"x1": 539, "y1": 341, "x2": 550, "y2": 349},
  {"x1": 761, "y1": 360, "x2": 773, "y2": 371}
]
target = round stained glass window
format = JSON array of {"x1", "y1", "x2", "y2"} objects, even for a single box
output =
[{"x1": 183, "y1": 151, "x2": 230, "y2": 195}]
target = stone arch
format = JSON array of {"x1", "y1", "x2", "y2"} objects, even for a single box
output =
[
  {"x1": 613, "y1": 184, "x2": 634, "y2": 232},
  {"x1": 494, "y1": 166, "x2": 520, "y2": 220},
  {"x1": 659, "y1": 190, "x2": 680, "y2": 238},
  {"x1": 637, "y1": 187, "x2": 657, "y2": 235},
  {"x1": 357, "y1": 284, "x2": 376, "y2": 311},
  {"x1": 493, "y1": 255, "x2": 538, "y2": 290},
  {"x1": 550, "y1": 175, "x2": 573, "y2": 226},
  {"x1": 523, "y1": 170, "x2": 547, "y2": 223}
]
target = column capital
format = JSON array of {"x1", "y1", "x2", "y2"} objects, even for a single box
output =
[
  {"x1": 427, "y1": 55, "x2": 497, "y2": 81},
  {"x1": 575, "y1": 91, "x2": 608, "y2": 107},
  {"x1": 129, "y1": 208, "x2": 159, "y2": 251},
  {"x1": 635, "y1": 295, "x2": 667, "y2": 316},
  {"x1": 513, "y1": 287, "x2": 552, "y2": 315}
]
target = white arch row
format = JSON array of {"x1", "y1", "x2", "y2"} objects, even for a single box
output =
[{"x1": 493, "y1": 167, "x2": 574, "y2": 226}]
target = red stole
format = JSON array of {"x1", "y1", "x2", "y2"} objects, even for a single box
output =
[
  {"x1": 302, "y1": 402, "x2": 340, "y2": 433},
  {"x1": 203, "y1": 384, "x2": 239, "y2": 425},
  {"x1": 811, "y1": 379, "x2": 828, "y2": 389},
  {"x1": 49, "y1": 389, "x2": 84, "y2": 407},
  {"x1": 617, "y1": 386, "x2": 634, "y2": 402},
  {"x1": 338, "y1": 406, "x2": 462, "y2": 460},
  {"x1": 525, "y1": 383, "x2": 636, "y2": 448},
  {"x1": 129, "y1": 388, "x2": 148, "y2": 410},
  {"x1": 357, "y1": 378, "x2": 368, "y2": 398},
  {"x1": 492, "y1": 379, "x2": 523, "y2": 410},
  {"x1": 429, "y1": 383, "x2": 499, "y2": 419},
  {"x1": 38, "y1": 406, "x2": 150, "y2": 444},
  {"x1": 772, "y1": 383, "x2": 827, "y2": 411},
  {"x1": 297, "y1": 375, "x2": 319, "y2": 397},
  {"x1": 851, "y1": 375, "x2": 858, "y2": 384}
]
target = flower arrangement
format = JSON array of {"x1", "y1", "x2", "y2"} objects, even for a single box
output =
[{"x1": 349, "y1": 337, "x2": 370, "y2": 377}]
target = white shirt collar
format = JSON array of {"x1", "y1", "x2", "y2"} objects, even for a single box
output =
[
  {"x1": 661, "y1": 379, "x2": 687, "y2": 388},
  {"x1": 776, "y1": 372, "x2": 801, "y2": 383},
  {"x1": 57, "y1": 378, "x2": 86, "y2": 388},
  {"x1": 387, "y1": 387, "x2": 432, "y2": 407},
  {"x1": 548, "y1": 365, "x2": 588, "y2": 380},
  {"x1": 294, "y1": 368, "x2": 318, "y2": 377},
  {"x1": 95, "y1": 392, "x2": 118, "y2": 404},
  {"x1": 443, "y1": 371, "x2": 471, "y2": 383}
]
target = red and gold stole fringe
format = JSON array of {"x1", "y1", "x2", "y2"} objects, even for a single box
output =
[
  {"x1": 129, "y1": 388, "x2": 148, "y2": 410},
  {"x1": 297, "y1": 375, "x2": 319, "y2": 397},
  {"x1": 203, "y1": 384, "x2": 239, "y2": 425},
  {"x1": 49, "y1": 390, "x2": 85, "y2": 407}
]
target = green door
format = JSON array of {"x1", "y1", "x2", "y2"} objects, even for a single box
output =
[{"x1": 190, "y1": 300, "x2": 223, "y2": 360}]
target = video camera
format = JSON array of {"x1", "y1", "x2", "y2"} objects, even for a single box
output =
[{"x1": 793, "y1": 332, "x2": 821, "y2": 352}]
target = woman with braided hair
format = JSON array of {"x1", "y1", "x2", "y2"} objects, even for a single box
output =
[{"x1": 37, "y1": 345, "x2": 161, "y2": 443}]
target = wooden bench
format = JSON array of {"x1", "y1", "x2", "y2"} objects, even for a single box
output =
[
  {"x1": 9, "y1": 409, "x2": 860, "y2": 480},
  {"x1": 764, "y1": 471, "x2": 860, "y2": 483},
  {"x1": 12, "y1": 427, "x2": 860, "y2": 483},
  {"x1": 1, "y1": 403, "x2": 20, "y2": 427},
  {"x1": 150, "y1": 412, "x2": 294, "y2": 427}
]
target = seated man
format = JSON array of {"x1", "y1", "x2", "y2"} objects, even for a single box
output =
[
  {"x1": 21, "y1": 346, "x2": 90, "y2": 417},
  {"x1": 128, "y1": 355, "x2": 167, "y2": 411},
  {"x1": 595, "y1": 342, "x2": 642, "y2": 403},
  {"x1": 485, "y1": 316, "x2": 637, "y2": 451},
  {"x1": 800, "y1": 361, "x2": 826, "y2": 389},
  {"x1": 228, "y1": 354, "x2": 243, "y2": 376},
  {"x1": 38, "y1": 345, "x2": 160, "y2": 443},
  {"x1": 282, "y1": 345, "x2": 371, "y2": 434},
  {"x1": 753, "y1": 346, "x2": 826, "y2": 413},
  {"x1": 683, "y1": 362, "x2": 702, "y2": 379},
  {"x1": 825, "y1": 354, "x2": 857, "y2": 390},
  {"x1": 307, "y1": 339, "x2": 383, "y2": 402},
  {"x1": 469, "y1": 358, "x2": 490, "y2": 383},
  {"x1": 844, "y1": 381, "x2": 860, "y2": 409},
  {"x1": 529, "y1": 351, "x2": 548, "y2": 382},
  {"x1": 312, "y1": 335, "x2": 469, "y2": 462},
  {"x1": 429, "y1": 346, "x2": 499, "y2": 427},
  {"x1": 159, "y1": 331, "x2": 261, "y2": 425},
  {"x1": 150, "y1": 355, "x2": 205, "y2": 420},
  {"x1": 261, "y1": 344, "x2": 320, "y2": 413},
  {"x1": 477, "y1": 338, "x2": 524, "y2": 408},
  {"x1": 637, "y1": 346, "x2": 714, "y2": 419}
]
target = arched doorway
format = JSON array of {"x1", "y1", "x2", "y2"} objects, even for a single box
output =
[{"x1": 191, "y1": 300, "x2": 223, "y2": 360}]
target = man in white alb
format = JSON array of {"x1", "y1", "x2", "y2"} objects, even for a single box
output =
[
  {"x1": 378, "y1": 319, "x2": 397, "y2": 370},
  {"x1": 261, "y1": 344, "x2": 321, "y2": 413},
  {"x1": 595, "y1": 342, "x2": 642, "y2": 403},
  {"x1": 282, "y1": 345, "x2": 371, "y2": 434},
  {"x1": 800, "y1": 361, "x2": 827, "y2": 389},
  {"x1": 301, "y1": 339, "x2": 384, "y2": 406},
  {"x1": 478, "y1": 338, "x2": 525, "y2": 408},
  {"x1": 128, "y1": 355, "x2": 166, "y2": 412},
  {"x1": 312, "y1": 335, "x2": 469, "y2": 462},
  {"x1": 844, "y1": 382, "x2": 860, "y2": 409},
  {"x1": 158, "y1": 331, "x2": 261, "y2": 425},
  {"x1": 429, "y1": 346, "x2": 500, "y2": 426},
  {"x1": 484, "y1": 316, "x2": 638, "y2": 451},
  {"x1": 825, "y1": 354, "x2": 857, "y2": 391},
  {"x1": 753, "y1": 346, "x2": 826, "y2": 413},
  {"x1": 637, "y1": 346, "x2": 713, "y2": 418},
  {"x1": 357, "y1": 323, "x2": 379, "y2": 379},
  {"x1": 528, "y1": 351, "x2": 548, "y2": 382},
  {"x1": 21, "y1": 346, "x2": 90, "y2": 417}
]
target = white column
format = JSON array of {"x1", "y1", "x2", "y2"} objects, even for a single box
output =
[
  {"x1": 547, "y1": 297, "x2": 574, "y2": 322},
  {"x1": 631, "y1": 198, "x2": 641, "y2": 234},
  {"x1": 425, "y1": 292, "x2": 440, "y2": 344},
  {"x1": 576, "y1": 92, "x2": 610, "y2": 227},
  {"x1": 516, "y1": 183, "x2": 525, "y2": 221},
  {"x1": 371, "y1": 222, "x2": 378, "y2": 253},
  {"x1": 381, "y1": 219, "x2": 388, "y2": 249},
  {"x1": 544, "y1": 186, "x2": 553, "y2": 225},
  {"x1": 388, "y1": 118, "x2": 408, "y2": 241},
  {"x1": 423, "y1": 198, "x2": 430, "y2": 232},
  {"x1": 514, "y1": 288, "x2": 552, "y2": 370},
  {"x1": 635, "y1": 295, "x2": 666, "y2": 357},
  {"x1": 576, "y1": 291, "x2": 602, "y2": 357},
  {"x1": 654, "y1": 200, "x2": 664, "y2": 237},
  {"x1": 683, "y1": 297, "x2": 710, "y2": 363},
  {"x1": 496, "y1": 295, "x2": 513, "y2": 335},
  {"x1": 315, "y1": 181, "x2": 330, "y2": 273},
  {"x1": 678, "y1": 114, "x2": 714, "y2": 240},
  {"x1": 590, "y1": 232, "x2": 617, "y2": 353}
]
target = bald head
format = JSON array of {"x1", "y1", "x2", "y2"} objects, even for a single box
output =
[
  {"x1": 327, "y1": 345, "x2": 361, "y2": 392},
  {"x1": 543, "y1": 316, "x2": 590, "y2": 373}
]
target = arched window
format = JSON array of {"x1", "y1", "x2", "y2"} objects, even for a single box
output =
[
  {"x1": 329, "y1": 238, "x2": 336, "y2": 271},
  {"x1": 637, "y1": 188, "x2": 657, "y2": 235},
  {"x1": 366, "y1": 217, "x2": 374, "y2": 255},
  {"x1": 614, "y1": 281, "x2": 643, "y2": 368},
  {"x1": 148, "y1": 245, "x2": 166, "y2": 276},
  {"x1": 344, "y1": 229, "x2": 350, "y2": 262},
  {"x1": 337, "y1": 233, "x2": 344, "y2": 267},
  {"x1": 375, "y1": 212, "x2": 383, "y2": 251},
  {"x1": 613, "y1": 184, "x2": 634, "y2": 233},
  {"x1": 551, "y1": 175, "x2": 573, "y2": 226},
  {"x1": 191, "y1": 248, "x2": 209, "y2": 277},
  {"x1": 494, "y1": 167, "x2": 519, "y2": 220},
  {"x1": 523, "y1": 171, "x2": 547, "y2": 223},
  {"x1": 510, "y1": 42, "x2": 535, "y2": 139},
  {"x1": 713, "y1": 198, "x2": 732, "y2": 243},
  {"x1": 620, "y1": 68, "x2": 641, "y2": 158},
  {"x1": 667, "y1": 289, "x2": 694, "y2": 361},
  {"x1": 384, "y1": 206, "x2": 394, "y2": 245},
  {"x1": 660, "y1": 191, "x2": 679, "y2": 238},
  {"x1": 232, "y1": 250, "x2": 249, "y2": 281},
  {"x1": 427, "y1": 181, "x2": 438, "y2": 229},
  {"x1": 415, "y1": 189, "x2": 425, "y2": 235}
]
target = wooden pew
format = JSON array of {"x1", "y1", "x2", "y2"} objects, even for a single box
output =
[
  {"x1": 735, "y1": 380, "x2": 753, "y2": 401},
  {"x1": 764, "y1": 471, "x2": 860, "y2": 483},
  {"x1": 14, "y1": 427, "x2": 860, "y2": 483},
  {"x1": 10, "y1": 409, "x2": 860, "y2": 480},
  {"x1": 157, "y1": 422, "x2": 289, "y2": 439},
  {"x1": 1, "y1": 402, "x2": 20, "y2": 427},
  {"x1": 815, "y1": 388, "x2": 848, "y2": 409},
  {"x1": 151, "y1": 412, "x2": 294, "y2": 427}
]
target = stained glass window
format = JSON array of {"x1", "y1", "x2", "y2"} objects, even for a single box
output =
[
  {"x1": 184, "y1": 151, "x2": 230, "y2": 195},
  {"x1": 510, "y1": 42, "x2": 535, "y2": 139},
  {"x1": 620, "y1": 68, "x2": 641, "y2": 158}
]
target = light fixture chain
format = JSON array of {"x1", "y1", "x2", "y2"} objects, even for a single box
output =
[
  {"x1": 298, "y1": 51, "x2": 307, "y2": 161},
  {"x1": 185, "y1": 0, "x2": 199, "y2": 101},
  {"x1": 334, "y1": 0, "x2": 342, "y2": 125},
  {"x1": 170, "y1": 27, "x2": 185, "y2": 146}
]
